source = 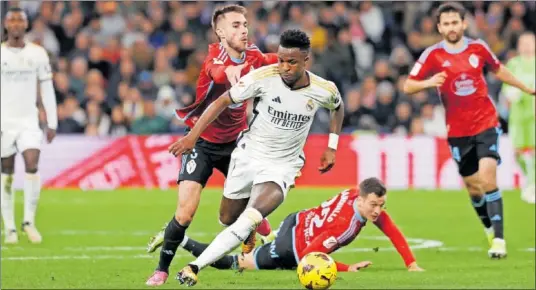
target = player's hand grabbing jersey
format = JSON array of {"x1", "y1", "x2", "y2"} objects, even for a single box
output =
[
  {"x1": 293, "y1": 189, "x2": 415, "y2": 271},
  {"x1": 175, "y1": 43, "x2": 278, "y2": 143},
  {"x1": 228, "y1": 64, "x2": 342, "y2": 163},
  {"x1": 409, "y1": 37, "x2": 501, "y2": 137}
]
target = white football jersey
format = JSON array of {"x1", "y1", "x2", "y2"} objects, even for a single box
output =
[
  {"x1": 1, "y1": 42, "x2": 53, "y2": 131},
  {"x1": 229, "y1": 64, "x2": 341, "y2": 163}
]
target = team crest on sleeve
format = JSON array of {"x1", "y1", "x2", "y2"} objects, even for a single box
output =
[
  {"x1": 306, "y1": 99, "x2": 315, "y2": 111},
  {"x1": 186, "y1": 160, "x2": 197, "y2": 174},
  {"x1": 322, "y1": 236, "x2": 338, "y2": 249},
  {"x1": 469, "y1": 54, "x2": 479, "y2": 68}
]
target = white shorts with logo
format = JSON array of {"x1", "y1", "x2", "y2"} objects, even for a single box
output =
[
  {"x1": 223, "y1": 146, "x2": 304, "y2": 200},
  {"x1": 1, "y1": 129, "x2": 43, "y2": 158}
]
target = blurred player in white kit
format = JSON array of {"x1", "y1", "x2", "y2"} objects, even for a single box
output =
[{"x1": 1, "y1": 7, "x2": 57, "y2": 244}]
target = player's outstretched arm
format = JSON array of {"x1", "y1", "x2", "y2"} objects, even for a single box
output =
[
  {"x1": 494, "y1": 65, "x2": 536, "y2": 96},
  {"x1": 298, "y1": 231, "x2": 370, "y2": 272},
  {"x1": 169, "y1": 92, "x2": 233, "y2": 156},
  {"x1": 373, "y1": 211, "x2": 423, "y2": 271}
]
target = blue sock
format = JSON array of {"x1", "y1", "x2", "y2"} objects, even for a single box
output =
[
  {"x1": 470, "y1": 195, "x2": 491, "y2": 229},
  {"x1": 485, "y1": 189, "x2": 504, "y2": 239}
]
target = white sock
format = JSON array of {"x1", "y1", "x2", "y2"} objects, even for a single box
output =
[
  {"x1": 180, "y1": 235, "x2": 189, "y2": 248},
  {"x1": 23, "y1": 173, "x2": 41, "y2": 225},
  {"x1": 190, "y1": 208, "x2": 263, "y2": 270},
  {"x1": 1, "y1": 173, "x2": 16, "y2": 231}
]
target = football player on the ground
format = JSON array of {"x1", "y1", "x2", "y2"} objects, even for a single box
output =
[
  {"x1": 168, "y1": 29, "x2": 345, "y2": 286},
  {"x1": 500, "y1": 32, "x2": 535, "y2": 204},
  {"x1": 403, "y1": 2, "x2": 535, "y2": 259},
  {"x1": 146, "y1": 5, "x2": 278, "y2": 286},
  {"x1": 176, "y1": 177, "x2": 423, "y2": 273},
  {"x1": 1, "y1": 7, "x2": 58, "y2": 244}
]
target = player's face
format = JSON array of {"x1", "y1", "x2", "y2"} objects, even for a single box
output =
[
  {"x1": 218, "y1": 12, "x2": 248, "y2": 52},
  {"x1": 357, "y1": 193, "x2": 386, "y2": 222},
  {"x1": 518, "y1": 34, "x2": 535, "y2": 58},
  {"x1": 277, "y1": 47, "x2": 309, "y2": 85},
  {"x1": 4, "y1": 11, "x2": 28, "y2": 39},
  {"x1": 437, "y1": 12, "x2": 466, "y2": 44}
]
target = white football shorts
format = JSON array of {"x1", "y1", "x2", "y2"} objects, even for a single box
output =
[
  {"x1": 223, "y1": 146, "x2": 304, "y2": 200},
  {"x1": 1, "y1": 129, "x2": 43, "y2": 158}
]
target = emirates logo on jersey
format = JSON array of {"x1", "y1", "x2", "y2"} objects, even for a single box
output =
[{"x1": 451, "y1": 73, "x2": 477, "y2": 96}]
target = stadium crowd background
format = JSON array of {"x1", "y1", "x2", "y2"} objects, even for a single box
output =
[{"x1": 2, "y1": 1, "x2": 535, "y2": 137}]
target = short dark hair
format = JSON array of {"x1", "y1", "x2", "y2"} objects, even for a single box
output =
[
  {"x1": 211, "y1": 4, "x2": 247, "y2": 29},
  {"x1": 8, "y1": 6, "x2": 24, "y2": 13},
  {"x1": 436, "y1": 2, "x2": 466, "y2": 23},
  {"x1": 359, "y1": 177, "x2": 387, "y2": 198},
  {"x1": 279, "y1": 29, "x2": 311, "y2": 52}
]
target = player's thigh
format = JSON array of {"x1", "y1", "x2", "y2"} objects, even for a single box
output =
[
  {"x1": 1, "y1": 131, "x2": 18, "y2": 162},
  {"x1": 462, "y1": 172, "x2": 483, "y2": 196},
  {"x1": 210, "y1": 141, "x2": 236, "y2": 177},
  {"x1": 475, "y1": 127, "x2": 502, "y2": 164},
  {"x1": 447, "y1": 136, "x2": 479, "y2": 178},
  {"x1": 478, "y1": 158, "x2": 498, "y2": 190},
  {"x1": 21, "y1": 149, "x2": 41, "y2": 172},
  {"x1": 222, "y1": 148, "x2": 255, "y2": 201},
  {"x1": 177, "y1": 141, "x2": 214, "y2": 188},
  {"x1": 253, "y1": 161, "x2": 303, "y2": 200},
  {"x1": 218, "y1": 196, "x2": 249, "y2": 226},
  {"x1": 17, "y1": 129, "x2": 43, "y2": 155}
]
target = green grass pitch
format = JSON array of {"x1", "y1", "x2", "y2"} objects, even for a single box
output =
[{"x1": 1, "y1": 188, "x2": 535, "y2": 289}]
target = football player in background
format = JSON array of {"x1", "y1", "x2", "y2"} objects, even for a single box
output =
[
  {"x1": 1, "y1": 7, "x2": 58, "y2": 244},
  {"x1": 146, "y1": 5, "x2": 278, "y2": 286},
  {"x1": 403, "y1": 2, "x2": 535, "y2": 259},
  {"x1": 500, "y1": 32, "x2": 536, "y2": 204},
  {"x1": 177, "y1": 178, "x2": 423, "y2": 273}
]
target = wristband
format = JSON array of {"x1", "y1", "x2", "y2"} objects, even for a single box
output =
[{"x1": 328, "y1": 133, "x2": 339, "y2": 150}]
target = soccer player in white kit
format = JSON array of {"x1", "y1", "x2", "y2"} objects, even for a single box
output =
[
  {"x1": 1, "y1": 7, "x2": 58, "y2": 244},
  {"x1": 168, "y1": 29, "x2": 345, "y2": 286}
]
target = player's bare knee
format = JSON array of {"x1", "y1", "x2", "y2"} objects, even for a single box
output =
[
  {"x1": 1, "y1": 157, "x2": 15, "y2": 174},
  {"x1": 175, "y1": 211, "x2": 194, "y2": 226},
  {"x1": 248, "y1": 182, "x2": 284, "y2": 217},
  {"x1": 25, "y1": 167, "x2": 38, "y2": 174},
  {"x1": 219, "y1": 212, "x2": 238, "y2": 227}
]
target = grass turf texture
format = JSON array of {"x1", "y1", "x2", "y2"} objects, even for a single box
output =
[{"x1": 1, "y1": 188, "x2": 534, "y2": 289}]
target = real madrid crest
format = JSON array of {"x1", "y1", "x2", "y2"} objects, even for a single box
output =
[
  {"x1": 469, "y1": 54, "x2": 479, "y2": 68},
  {"x1": 306, "y1": 99, "x2": 314, "y2": 111}
]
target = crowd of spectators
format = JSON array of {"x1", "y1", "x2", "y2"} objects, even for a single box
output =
[{"x1": 3, "y1": 1, "x2": 535, "y2": 137}]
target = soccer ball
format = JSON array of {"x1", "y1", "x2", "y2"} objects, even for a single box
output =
[{"x1": 297, "y1": 252, "x2": 337, "y2": 290}]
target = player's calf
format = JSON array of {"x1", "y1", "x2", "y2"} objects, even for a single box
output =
[
  {"x1": 156, "y1": 180, "x2": 202, "y2": 273},
  {"x1": 1, "y1": 156, "x2": 17, "y2": 236},
  {"x1": 21, "y1": 150, "x2": 41, "y2": 238},
  {"x1": 479, "y1": 158, "x2": 504, "y2": 240}
]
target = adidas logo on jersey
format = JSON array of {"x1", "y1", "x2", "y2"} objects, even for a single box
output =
[
  {"x1": 272, "y1": 96, "x2": 282, "y2": 103},
  {"x1": 442, "y1": 60, "x2": 451, "y2": 67}
]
